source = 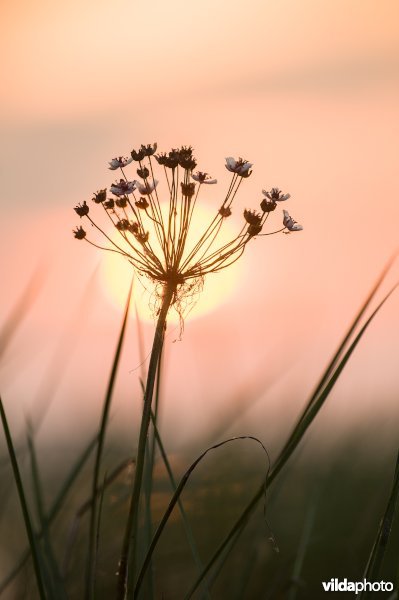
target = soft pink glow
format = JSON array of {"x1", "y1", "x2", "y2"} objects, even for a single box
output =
[{"x1": 0, "y1": 0, "x2": 398, "y2": 449}]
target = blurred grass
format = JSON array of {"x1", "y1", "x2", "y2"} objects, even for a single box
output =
[
  {"x1": 0, "y1": 258, "x2": 398, "y2": 599},
  {"x1": 1, "y1": 441, "x2": 399, "y2": 598}
]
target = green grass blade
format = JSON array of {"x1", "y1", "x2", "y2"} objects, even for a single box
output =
[
  {"x1": 150, "y1": 407, "x2": 211, "y2": 599},
  {"x1": 359, "y1": 451, "x2": 399, "y2": 600},
  {"x1": 135, "y1": 435, "x2": 270, "y2": 597},
  {"x1": 87, "y1": 278, "x2": 133, "y2": 600},
  {"x1": 62, "y1": 458, "x2": 134, "y2": 577},
  {"x1": 294, "y1": 252, "x2": 397, "y2": 432},
  {"x1": 0, "y1": 266, "x2": 45, "y2": 363},
  {"x1": 183, "y1": 282, "x2": 398, "y2": 598},
  {"x1": 27, "y1": 427, "x2": 67, "y2": 600},
  {"x1": 118, "y1": 284, "x2": 175, "y2": 599},
  {"x1": 0, "y1": 433, "x2": 98, "y2": 595},
  {"x1": 287, "y1": 491, "x2": 318, "y2": 600},
  {"x1": 0, "y1": 396, "x2": 46, "y2": 600},
  {"x1": 272, "y1": 284, "x2": 398, "y2": 476}
]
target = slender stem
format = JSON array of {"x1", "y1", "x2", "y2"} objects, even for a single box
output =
[
  {"x1": 117, "y1": 283, "x2": 175, "y2": 599},
  {"x1": 0, "y1": 397, "x2": 46, "y2": 600},
  {"x1": 86, "y1": 281, "x2": 133, "y2": 600}
]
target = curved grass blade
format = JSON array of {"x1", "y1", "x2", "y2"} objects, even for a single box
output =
[
  {"x1": 183, "y1": 282, "x2": 398, "y2": 598},
  {"x1": 359, "y1": 450, "x2": 399, "y2": 600},
  {"x1": 149, "y1": 406, "x2": 211, "y2": 599},
  {"x1": 87, "y1": 278, "x2": 134, "y2": 600},
  {"x1": 0, "y1": 396, "x2": 46, "y2": 600},
  {"x1": 134, "y1": 436, "x2": 271, "y2": 597}
]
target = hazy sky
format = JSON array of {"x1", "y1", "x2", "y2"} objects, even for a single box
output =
[{"x1": 1, "y1": 0, "x2": 398, "y2": 450}]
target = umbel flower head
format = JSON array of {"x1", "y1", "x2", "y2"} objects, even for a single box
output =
[{"x1": 73, "y1": 144, "x2": 302, "y2": 314}]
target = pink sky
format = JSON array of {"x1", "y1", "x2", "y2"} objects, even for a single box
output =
[{"x1": 0, "y1": 0, "x2": 399, "y2": 453}]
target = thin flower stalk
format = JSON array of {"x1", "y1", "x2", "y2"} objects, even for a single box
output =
[{"x1": 73, "y1": 143, "x2": 302, "y2": 597}]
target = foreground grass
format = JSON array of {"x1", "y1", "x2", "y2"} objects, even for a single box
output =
[{"x1": 0, "y1": 257, "x2": 398, "y2": 598}]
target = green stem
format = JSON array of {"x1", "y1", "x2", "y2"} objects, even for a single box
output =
[
  {"x1": 117, "y1": 283, "x2": 175, "y2": 600},
  {"x1": 86, "y1": 280, "x2": 133, "y2": 600},
  {"x1": 0, "y1": 397, "x2": 46, "y2": 600}
]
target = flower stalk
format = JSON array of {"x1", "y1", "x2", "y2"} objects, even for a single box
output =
[
  {"x1": 72, "y1": 142, "x2": 303, "y2": 599},
  {"x1": 116, "y1": 283, "x2": 175, "y2": 599}
]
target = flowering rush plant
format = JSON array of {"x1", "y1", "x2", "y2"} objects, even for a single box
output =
[
  {"x1": 72, "y1": 143, "x2": 302, "y2": 598},
  {"x1": 73, "y1": 144, "x2": 302, "y2": 312}
]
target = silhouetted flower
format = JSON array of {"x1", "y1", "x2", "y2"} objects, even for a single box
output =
[
  {"x1": 141, "y1": 143, "x2": 157, "y2": 157},
  {"x1": 244, "y1": 209, "x2": 262, "y2": 226},
  {"x1": 110, "y1": 180, "x2": 136, "y2": 196},
  {"x1": 92, "y1": 189, "x2": 107, "y2": 203},
  {"x1": 262, "y1": 188, "x2": 290, "y2": 202},
  {"x1": 135, "y1": 231, "x2": 149, "y2": 244},
  {"x1": 260, "y1": 198, "x2": 277, "y2": 213},
  {"x1": 109, "y1": 156, "x2": 133, "y2": 170},
  {"x1": 115, "y1": 197, "x2": 128, "y2": 208},
  {"x1": 137, "y1": 167, "x2": 150, "y2": 179},
  {"x1": 135, "y1": 197, "x2": 149, "y2": 210},
  {"x1": 181, "y1": 182, "x2": 196, "y2": 198},
  {"x1": 73, "y1": 226, "x2": 86, "y2": 239},
  {"x1": 192, "y1": 171, "x2": 217, "y2": 184},
  {"x1": 131, "y1": 147, "x2": 146, "y2": 161},
  {"x1": 74, "y1": 201, "x2": 89, "y2": 217},
  {"x1": 73, "y1": 143, "x2": 301, "y2": 313},
  {"x1": 283, "y1": 210, "x2": 303, "y2": 231},
  {"x1": 178, "y1": 146, "x2": 197, "y2": 170},
  {"x1": 225, "y1": 157, "x2": 253, "y2": 177},
  {"x1": 116, "y1": 219, "x2": 130, "y2": 231},
  {"x1": 247, "y1": 223, "x2": 263, "y2": 237},
  {"x1": 219, "y1": 206, "x2": 232, "y2": 217},
  {"x1": 135, "y1": 179, "x2": 158, "y2": 195},
  {"x1": 128, "y1": 222, "x2": 139, "y2": 235}
]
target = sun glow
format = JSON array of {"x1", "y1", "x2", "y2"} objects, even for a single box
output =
[{"x1": 100, "y1": 203, "x2": 243, "y2": 323}]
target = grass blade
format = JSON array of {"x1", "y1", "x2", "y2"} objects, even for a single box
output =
[
  {"x1": 0, "y1": 396, "x2": 46, "y2": 599},
  {"x1": 27, "y1": 426, "x2": 67, "y2": 600},
  {"x1": 183, "y1": 281, "x2": 398, "y2": 598},
  {"x1": 0, "y1": 266, "x2": 45, "y2": 363},
  {"x1": 135, "y1": 435, "x2": 271, "y2": 597},
  {"x1": 150, "y1": 407, "x2": 211, "y2": 599},
  {"x1": 287, "y1": 491, "x2": 319, "y2": 600},
  {"x1": 0, "y1": 433, "x2": 98, "y2": 595},
  {"x1": 359, "y1": 450, "x2": 399, "y2": 599},
  {"x1": 294, "y1": 252, "x2": 397, "y2": 432},
  {"x1": 62, "y1": 458, "x2": 134, "y2": 576},
  {"x1": 87, "y1": 278, "x2": 133, "y2": 600}
]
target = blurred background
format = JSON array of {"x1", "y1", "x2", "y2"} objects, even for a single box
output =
[{"x1": 1, "y1": 0, "x2": 399, "y2": 597}]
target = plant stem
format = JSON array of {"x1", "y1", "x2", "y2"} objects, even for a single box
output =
[
  {"x1": 86, "y1": 281, "x2": 133, "y2": 600},
  {"x1": 117, "y1": 283, "x2": 175, "y2": 599}
]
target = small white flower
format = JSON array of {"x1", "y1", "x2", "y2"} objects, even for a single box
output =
[
  {"x1": 262, "y1": 188, "x2": 290, "y2": 202},
  {"x1": 283, "y1": 210, "x2": 303, "y2": 231},
  {"x1": 110, "y1": 179, "x2": 136, "y2": 196},
  {"x1": 108, "y1": 156, "x2": 134, "y2": 170},
  {"x1": 225, "y1": 157, "x2": 253, "y2": 177},
  {"x1": 134, "y1": 179, "x2": 159, "y2": 195},
  {"x1": 191, "y1": 171, "x2": 217, "y2": 184}
]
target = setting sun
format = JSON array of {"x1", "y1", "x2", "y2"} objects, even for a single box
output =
[{"x1": 100, "y1": 203, "x2": 243, "y2": 323}]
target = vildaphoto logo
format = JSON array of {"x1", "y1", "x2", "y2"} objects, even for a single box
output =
[{"x1": 322, "y1": 578, "x2": 394, "y2": 594}]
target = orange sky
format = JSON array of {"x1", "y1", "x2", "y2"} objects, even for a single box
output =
[{"x1": 0, "y1": 0, "x2": 399, "y2": 452}]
